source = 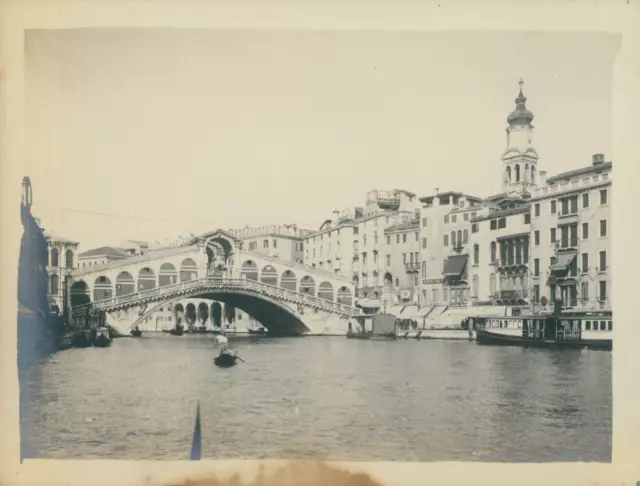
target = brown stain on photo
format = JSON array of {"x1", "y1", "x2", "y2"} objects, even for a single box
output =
[{"x1": 165, "y1": 461, "x2": 384, "y2": 486}]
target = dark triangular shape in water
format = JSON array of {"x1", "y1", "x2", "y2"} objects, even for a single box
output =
[{"x1": 190, "y1": 401, "x2": 201, "y2": 460}]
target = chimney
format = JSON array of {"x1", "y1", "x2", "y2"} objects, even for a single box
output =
[{"x1": 592, "y1": 153, "x2": 605, "y2": 165}]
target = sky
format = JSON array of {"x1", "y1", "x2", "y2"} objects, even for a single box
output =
[{"x1": 25, "y1": 29, "x2": 620, "y2": 252}]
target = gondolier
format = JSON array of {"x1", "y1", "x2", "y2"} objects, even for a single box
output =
[{"x1": 215, "y1": 333, "x2": 228, "y2": 352}]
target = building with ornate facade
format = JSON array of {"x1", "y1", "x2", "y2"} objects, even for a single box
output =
[
  {"x1": 228, "y1": 224, "x2": 311, "y2": 264},
  {"x1": 45, "y1": 232, "x2": 79, "y2": 313}
]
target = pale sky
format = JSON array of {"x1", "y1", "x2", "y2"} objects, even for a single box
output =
[{"x1": 25, "y1": 29, "x2": 619, "y2": 252}]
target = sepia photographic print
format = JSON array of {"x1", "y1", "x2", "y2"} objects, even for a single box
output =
[{"x1": 1, "y1": 1, "x2": 639, "y2": 486}]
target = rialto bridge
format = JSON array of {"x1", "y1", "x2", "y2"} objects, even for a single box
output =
[{"x1": 66, "y1": 230, "x2": 359, "y2": 336}]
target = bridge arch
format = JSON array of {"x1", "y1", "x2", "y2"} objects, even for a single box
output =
[
  {"x1": 318, "y1": 281, "x2": 334, "y2": 301},
  {"x1": 159, "y1": 262, "x2": 178, "y2": 287},
  {"x1": 280, "y1": 270, "x2": 296, "y2": 291},
  {"x1": 300, "y1": 276, "x2": 316, "y2": 296},
  {"x1": 138, "y1": 267, "x2": 157, "y2": 291},
  {"x1": 337, "y1": 286, "x2": 353, "y2": 306},
  {"x1": 116, "y1": 271, "x2": 135, "y2": 296},
  {"x1": 174, "y1": 303, "x2": 184, "y2": 325},
  {"x1": 185, "y1": 303, "x2": 197, "y2": 326},
  {"x1": 180, "y1": 258, "x2": 198, "y2": 282},
  {"x1": 212, "y1": 301, "x2": 223, "y2": 328},
  {"x1": 94, "y1": 276, "x2": 113, "y2": 301},
  {"x1": 241, "y1": 260, "x2": 259, "y2": 281},
  {"x1": 261, "y1": 265, "x2": 278, "y2": 287},
  {"x1": 197, "y1": 302, "x2": 209, "y2": 325},
  {"x1": 70, "y1": 280, "x2": 91, "y2": 307}
]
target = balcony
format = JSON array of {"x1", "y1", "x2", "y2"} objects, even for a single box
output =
[
  {"x1": 555, "y1": 239, "x2": 578, "y2": 252},
  {"x1": 496, "y1": 290, "x2": 528, "y2": 302},
  {"x1": 557, "y1": 210, "x2": 579, "y2": 223},
  {"x1": 404, "y1": 262, "x2": 420, "y2": 273}
]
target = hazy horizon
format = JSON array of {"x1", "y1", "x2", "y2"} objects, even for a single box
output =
[{"x1": 25, "y1": 29, "x2": 620, "y2": 252}]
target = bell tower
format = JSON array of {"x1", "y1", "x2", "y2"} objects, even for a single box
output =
[{"x1": 501, "y1": 79, "x2": 539, "y2": 195}]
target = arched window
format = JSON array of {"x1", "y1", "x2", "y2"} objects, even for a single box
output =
[
  {"x1": 524, "y1": 164, "x2": 529, "y2": 182},
  {"x1": 531, "y1": 166, "x2": 536, "y2": 184},
  {"x1": 490, "y1": 241, "x2": 497, "y2": 263},
  {"x1": 515, "y1": 164, "x2": 521, "y2": 182},
  {"x1": 506, "y1": 166, "x2": 512, "y2": 182},
  {"x1": 473, "y1": 244, "x2": 480, "y2": 265},
  {"x1": 65, "y1": 249, "x2": 74, "y2": 268},
  {"x1": 50, "y1": 274, "x2": 59, "y2": 295},
  {"x1": 51, "y1": 248, "x2": 59, "y2": 267}
]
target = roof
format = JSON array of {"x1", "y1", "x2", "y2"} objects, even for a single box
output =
[
  {"x1": 419, "y1": 191, "x2": 483, "y2": 204},
  {"x1": 384, "y1": 220, "x2": 419, "y2": 233},
  {"x1": 546, "y1": 161, "x2": 612, "y2": 184},
  {"x1": 78, "y1": 246, "x2": 130, "y2": 259},
  {"x1": 122, "y1": 239, "x2": 148, "y2": 247},
  {"x1": 44, "y1": 231, "x2": 79, "y2": 244}
]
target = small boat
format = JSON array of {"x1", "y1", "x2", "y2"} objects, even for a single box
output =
[
  {"x1": 94, "y1": 327, "x2": 112, "y2": 347},
  {"x1": 130, "y1": 327, "x2": 142, "y2": 337},
  {"x1": 213, "y1": 350, "x2": 238, "y2": 368}
]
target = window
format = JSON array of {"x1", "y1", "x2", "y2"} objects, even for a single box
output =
[
  {"x1": 581, "y1": 282, "x2": 589, "y2": 300},
  {"x1": 599, "y1": 281, "x2": 607, "y2": 300},
  {"x1": 532, "y1": 285, "x2": 540, "y2": 303},
  {"x1": 471, "y1": 211, "x2": 476, "y2": 219},
  {"x1": 387, "y1": 235, "x2": 391, "y2": 244},
  {"x1": 534, "y1": 203, "x2": 540, "y2": 217},
  {"x1": 444, "y1": 215, "x2": 449, "y2": 223},
  {"x1": 473, "y1": 244, "x2": 479, "y2": 265},
  {"x1": 374, "y1": 232, "x2": 379, "y2": 244},
  {"x1": 263, "y1": 239, "x2": 269, "y2": 248},
  {"x1": 550, "y1": 228, "x2": 556, "y2": 243},
  {"x1": 457, "y1": 230, "x2": 462, "y2": 246},
  {"x1": 464, "y1": 213, "x2": 469, "y2": 221},
  {"x1": 395, "y1": 278, "x2": 400, "y2": 287},
  {"x1": 403, "y1": 233, "x2": 407, "y2": 243},
  {"x1": 498, "y1": 218, "x2": 506, "y2": 229},
  {"x1": 534, "y1": 231, "x2": 540, "y2": 246},
  {"x1": 582, "y1": 193, "x2": 589, "y2": 208},
  {"x1": 550, "y1": 200, "x2": 556, "y2": 214},
  {"x1": 581, "y1": 253, "x2": 589, "y2": 273},
  {"x1": 452, "y1": 215, "x2": 457, "y2": 223},
  {"x1": 415, "y1": 232, "x2": 419, "y2": 241},
  {"x1": 396, "y1": 234, "x2": 400, "y2": 243},
  {"x1": 608, "y1": 321, "x2": 612, "y2": 331},
  {"x1": 472, "y1": 223, "x2": 478, "y2": 233},
  {"x1": 600, "y1": 189, "x2": 608, "y2": 205},
  {"x1": 386, "y1": 254, "x2": 391, "y2": 266},
  {"x1": 444, "y1": 234, "x2": 449, "y2": 246},
  {"x1": 462, "y1": 229, "x2": 468, "y2": 244},
  {"x1": 490, "y1": 241, "x2": 497, "y2": 262},
  {"x1": 490, "y1": 220, "x2": 497, "y2": 230},
  {"x1": 585, "y1": 321, "x2": 591, "y2": 330},
  {"x1": 422, "y1": 237, "x2": 427, "y2": 249},
  {"x1": 534, "y1": 258, "x2": 540, "y2": 276},
  {"x1": 422, "y1": 218, "x2": 428, "y2": 227},
  {"x1": 524, "y1": 213, "x2": 531, "y2": 224},
  {"x1": 599, "y1": 251, "x2": 607, "y2": 271},
  {"x1": 273, "y1": 239, "x2": 277, "y2": 248},
  {"x1": 421, "y1": 261, "x2": 427, "y2": 278},
  {"x1": 600, "y1": 220, "x2": 607, "y2": 237},
  {"x1": 582, "y1": 223, "x2": 589, "y2": 240}
]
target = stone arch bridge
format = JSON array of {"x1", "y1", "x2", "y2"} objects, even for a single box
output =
[{"x1": 67, "y1": 230, "x2": 358, "y2": 335}]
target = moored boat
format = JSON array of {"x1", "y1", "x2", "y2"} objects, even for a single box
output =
[
  {"x1": 94, "y1": 327, "x2": 112, "y2": 347},
  {"x1": 474, "y1": 309, "x2": 612, "y2": 351}
]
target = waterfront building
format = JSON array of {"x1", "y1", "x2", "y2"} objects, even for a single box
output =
[
  {"x1": 302, "y1": 189, "x2": 420, "y2": 298},
  {"x1": 529, "y1": 153, "x2": 612, "y2": 311},
  {"x1": 45, "y1": 232, "x2": 79, "y2": 314},
  {"x1": 78, "y1": 246, "x2": 130, "y2": 268},
  {"x1": 383, "y1": 218, "x2": 420, "y2": 303},
  {"x1": 228, "y1": 224, "x2": 311, "y2": 264}
]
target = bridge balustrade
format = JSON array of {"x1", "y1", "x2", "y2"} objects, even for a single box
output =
[{"x1": 72, "y1": 276, "x2": 358, "y2": 317}]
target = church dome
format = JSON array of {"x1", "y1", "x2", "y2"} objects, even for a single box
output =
[{"x1": 507, "y1": 80, "x2": 534, "y2": 126}]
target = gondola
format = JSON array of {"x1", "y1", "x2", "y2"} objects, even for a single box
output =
[
  {"x1": 213, "y1": 350, "x2": 238, "y2": 368},
  {"x1": 130, "y1": 328, "x2": 142, "y2": 337}
]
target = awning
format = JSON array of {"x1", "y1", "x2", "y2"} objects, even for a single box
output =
[
  {"x1": 443, "y1": 254, "x2": 468, "y2": 278},
  {"x1": 550, "y1": 252, "x2": 577, "y2": 272}
]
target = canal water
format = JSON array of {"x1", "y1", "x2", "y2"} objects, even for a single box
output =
[{"x1": 19, "y1": 334, "x2": 611, "y2": 462}]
